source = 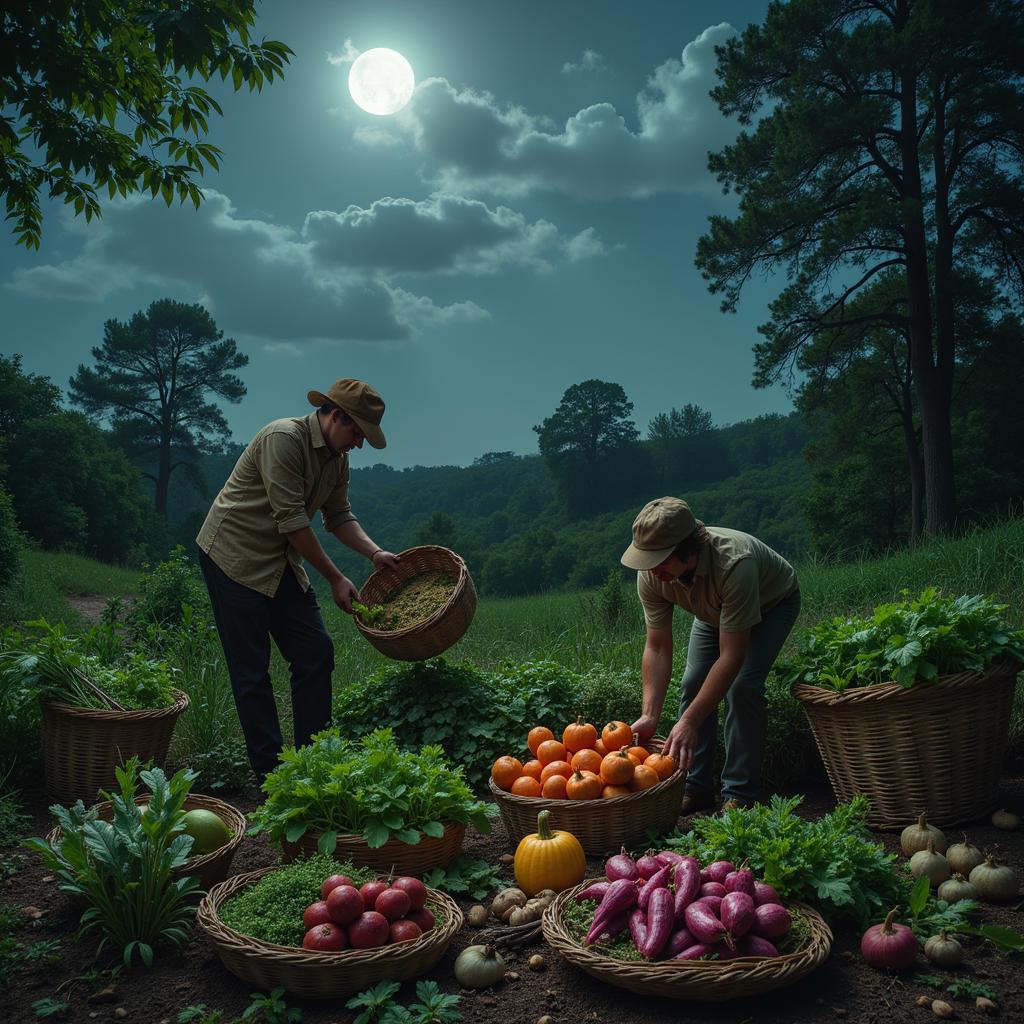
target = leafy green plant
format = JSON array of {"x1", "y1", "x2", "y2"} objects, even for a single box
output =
[
  {"x1": 953, "y1": 922, "x2": 1024, "y2": 955},
  {"x1": 241, "y1": 988, "x2": 302, "y2": 1024},
  {"x1": 0, "y1": 905, "x2": 60, "y2": 986},
  {"x1": 353, "y1": 600, "x2": 385, "y2": 625},
  {"x1": 346, "y1": 982, "x2": 402, "y2": 1024},
  {"x1": 422, "y1": 856, "x2": 505, "y2": 901},
  {"x1": 31, "y1": 997, "x2": 69, "y2": 1018},
  {"x1": 24, "y1": 758, "x2": 200, "y2": 967},
  {"x1": 249, "y1": 729, "x2": 493, "y2": 852},
  {"x1": 346, "y1": 981, "x2": 461, "y2": 1024},
  {"x1": 779, "y1": 588, "x2": 1024, "y2": 691},
  {"x1": 905, "y1": 874, "x2": 977, "y2": 942},
  {"x1": 176, "y1": 1006, "x2": 226, "y2": 1024},
  {"x1": 130, "y1": 546, "x2": 209, "y2": 629},
  {"x1": 916, "y1": 974, "x2": 997, "y2": 1001}
]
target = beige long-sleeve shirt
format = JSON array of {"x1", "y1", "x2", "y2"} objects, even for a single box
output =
[{"x1": 197, "y1": 412, "x2": 357, "y2": 595}]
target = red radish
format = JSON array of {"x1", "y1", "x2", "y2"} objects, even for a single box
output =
[
  {"x1": 391, "y1": 876, "x2": 427, "y2": 911},
  {"x1": 753, "y1": 903, "x2": 791, "y2": 940},
  {"x1": 753, "y1": 881, "x2": 780, "y2": 906},
  {"x1": 655, "y1": 850, "x2": 686, "y2": 866},
  {"x1": 710, "y1": 943, "x2": 740, "y2": 960},
  {"x1": 407, "y1": 907, "x2": 436, "y2": 933},
  {"x1": 638, "y1": 864, "x2": 671, "y2": 910},
  {"x1": 696, "y1": 895, "x2": 723, "y2": 915},
  {"x1": 640, "y1": 887, "x2": 675, "y2": 958},
  {"x1": 302, "y1": 900, "x2": 333, "y2": 931},
  {"x1": 348, "y1": 910, "x2": 390, "y2": 949},
  {"x1": 667, "y1": 926, "x2": 696, "y2": 957},
  {"x1": 636, "y1": 853, "x2": 663, "y2": 879},
  {"x1": 724, "y1": 867, "x2": 755, "y2": 896},
  {"x1": 672, "y1": 858, "x2": 702, "y2": 922},
  {"x1": 326, "y1": 884, "x2": 363, "y2": 926},
  {"x1": 375, "y1": 887, "x2": 412, "y2": 922},
  {"x1": 705, "y1": 860, "x2": 735, "y2": 885},
  {"x1": 720, "y1": 891, "x2": 756, "y2": 939},
  {"x1": 585, "y1": 878, "x2": 638, "y2": 945},
  {"x1": 302, "y1": 922, "x2": 347, "y2": 951},
  {"x1": 605, "y1": 847, "x2": 639, "y2": 882},
  {"x1": 320, "y1": 874, "x2": 355, "y2": 900},
  {"x1": 674, "y1": 942, "x2": 721, "y2": 960},
  {"x1": 590, "y1": 911, "x2": 630, "y2": 944},
  {"x1": 861, "y1": 909, "x2": 918, "y2": 970},
  {"x1": 738, "y1": 934, "x2": 779, "y2": 957},
  {"x1": 700, "y1": 881, "x2": 727, "y2": 898},
  {"x1": 389, "y1": 919, "x2": 423, "y2": 944},
  {"x1": 684, "y1": 900, "x2": 728, "y2": 946},
  {"x1": 628, "y1": 907, "x2": 648, "y2": 950},
  {"x1": 359, "y1": 880, "x2": 389, "y2": 907},
  {"x1": 575, "y1": 882, "x2": 611, "y2": 902}
]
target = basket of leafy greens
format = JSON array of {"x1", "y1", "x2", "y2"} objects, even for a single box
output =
[
  {"x1": 248, "y1": 728, "x2": 493, "y2": 874},
  {"x1": 781, "y1": 589, "x2": 1023, "y2": 827}
]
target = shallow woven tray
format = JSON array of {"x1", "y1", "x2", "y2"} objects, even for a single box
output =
[
  {"x1": 792, "y1": 662, "x2": 1019, "y2": 828},
  {"x1": 46, "y1": 793, "x2": 246, "y2": 897},
  {"x1": 354, "y1": 545, "x2": 476, "y2": 661},
  {"x1": 41, "y1": 688, "x2": 189, "y2": 806},
  {"x1": 197, "y1": 867, "x2": 462, "y2": 999},
  {"x1": 490, "y1": 740, "x2": 685, "y2": 855},
  {"x1": 282, "y1": 821, "x2": 466, "y2": 875},
  {"x1": 543, "y1": 880, "x2": 832, "y2": 1001}
]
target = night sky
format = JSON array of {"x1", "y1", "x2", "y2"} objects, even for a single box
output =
[{"x1": 0, "y1": 0, "x2": 790, "y2": 468}]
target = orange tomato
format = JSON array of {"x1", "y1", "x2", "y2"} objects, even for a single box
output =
[
  {"x1": 602, "y1": 784, "x2": 632, "y2": 799},
  {"x1": 594, "y1": 738, "x2": 608, "y2": 757},
  {"x1": 629, "y1": 765, "x2": 660, "y2": 791},
  {"x1": 601, "y1": 720, "x2": 633, "y2": 752},
  {"x1": 492, "y1": 756, "x2": 523, "y2": 791},
  {"x1": 527, "y1": 726, "x2": 555, "y2": 756},
  {"x1": 628, "y1": 745, "x2": 651, "y2": 763},
  {"x1": 644, "y1": 753, "x2": 677, "y2": 781},
  {"x1": 565, "y1": 769, "x2": 603, "y2": 800},
  {"x1": 570, "y1": 748, "x2": 603, "y2": 774},
  {"x1": 521, "y1": 759, "x2": 544, "y2": 782},
  {"x1": 511, "y1": 775, "x2": 542, "y2": 798},
  {"x1": 540, "y1": 760, "x2": 573, "y2": 784},
  {"x1": 599, "y1": 748, "x2": 635, "y2": 787},
  {"x1": 536, "y1": 739, "x2": 568, "y2": 766},
  {"x1": 541, "y1": 774, "x2": 568, "y2": 799},
  {"x1": 562, "y1": 717, "x2": 599, "y2": 753}
]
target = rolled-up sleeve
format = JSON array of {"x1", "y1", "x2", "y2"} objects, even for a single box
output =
[
  {"x1": 255, "y1": 431, "x2": 312, "y2": 534},
  {"x1": 321, "y1": 458, "x2": 358, "y2": 532}
]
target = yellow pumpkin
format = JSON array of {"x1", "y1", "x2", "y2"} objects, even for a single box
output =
[{"x1": 513, "y1": 810, "x2": 586, "y2": 897}]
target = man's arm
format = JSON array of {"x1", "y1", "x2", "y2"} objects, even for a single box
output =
[
  {"x1": 631, "y1": 625, "x2": 674, "y2": 745},
  {"x1": 331, "y1": 520, "x2": 399, "y2": 571},
  {"x1": 285, "y1": 526, "x2": 359, "y2": 613}
]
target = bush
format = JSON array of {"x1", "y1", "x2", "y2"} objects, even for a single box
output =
[
  {"x1": 0, "y1": 483, "x2": 21, "y2": 608},
  {"x1": 131, "y1": 546, "x2": 208, "y2": 627}
]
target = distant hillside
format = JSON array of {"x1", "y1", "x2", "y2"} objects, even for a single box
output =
[{"x1": 168, "y1": 413, "x2": 810, "y2": 596}]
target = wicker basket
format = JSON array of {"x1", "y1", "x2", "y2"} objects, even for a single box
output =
[
  {"x1": 197, "y1": 868, "x2": 462, "y2": 999},
  {"x1": 45, "y1": 793, "x2": 246, "y2": 897},
  {"x1": 282, "y1": 821, "x2": 466, "y2": 875},
  {"x1": 543, "y1": 880, "x2": 832, "y2": 1001},
  {"x1": 792, "y1": 662, "x2": 1019, "y2": 829},
  {"x1": 490, "y1": 743, "x2": 685, "y2": 855},
  {"x1": 41, "y1": 689, "x2": 189, "y2": 806},
  {"x1": 354, "y1": 545, "x2": 476, "y2": 661}
]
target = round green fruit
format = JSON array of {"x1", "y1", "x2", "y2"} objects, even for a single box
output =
[{"x1": 181, "y1": 809, "x2": 230, "y2": 856}]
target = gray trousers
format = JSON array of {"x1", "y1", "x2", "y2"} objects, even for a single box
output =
[{"x1": 677, "y1": 590, "x2": 801, "y2": 801}]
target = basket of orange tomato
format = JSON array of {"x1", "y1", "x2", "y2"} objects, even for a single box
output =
[{"x1": 488, "y1": 718, "x2": 686, "y2": 855}]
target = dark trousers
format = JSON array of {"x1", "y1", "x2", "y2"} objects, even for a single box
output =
[{"x1": 198, "y1": 548, "x2": 334, "y2": 783}]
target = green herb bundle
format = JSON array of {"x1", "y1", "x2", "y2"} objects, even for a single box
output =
[
  {"x1": 24, "y1": 758, "x2": 199, "y2": 967},
  {"x1": 778, "y1": 588, "x2": 1024, "y2": 691},
  {"x1": 249, "y1": 728, "x2": 494, "y2": 852}
]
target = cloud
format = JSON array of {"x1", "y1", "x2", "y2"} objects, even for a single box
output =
[
  {"x1": 561, "y1": 49, "x2": 607, "y2": 75},
  {"x1": 404, "y1": 23, "x2": 738, "y2": 200},
  {"x1": 6, "y1": 189, "x2": 598, "y2": 342},
  {"x1": 353, "y1": 125, "x2": 402, "y2": 147},
  {"x1": 327, "y1": 38, "x2": 360, "y2": 65}
]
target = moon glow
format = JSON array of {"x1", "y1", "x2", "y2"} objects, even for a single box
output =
[{"x1": 348, "y1": 48, "x2": 415, "y2": 116}]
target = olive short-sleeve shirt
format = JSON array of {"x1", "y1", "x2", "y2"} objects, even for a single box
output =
[
  {"x1": 636, "y1": 527, "x2": 798, "y2": 633},
  {"x1": 196, "y1": 412, "x2": 357, "y2": 596}
]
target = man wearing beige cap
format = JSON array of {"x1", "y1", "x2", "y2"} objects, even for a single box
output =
[
  {"x1": 621, "y1": 497, "x2": 800, "y2": 813},
  {"x1": 197, "y1": 379, "x2": 399, "y2": 784}
]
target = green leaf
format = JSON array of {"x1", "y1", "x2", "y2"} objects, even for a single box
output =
[
  {"x1": 316, "y1": 830, "x2": 338, "y2": 856},
  {"x1": 957, "y1": 923, "x2": 1024, "y2": 955},
  {"x1": 908, "y1": 874, "x2": 930, "y2": 917},
  {"x1": 421, "y1": 820, "x2": 445, "y2": 839}
]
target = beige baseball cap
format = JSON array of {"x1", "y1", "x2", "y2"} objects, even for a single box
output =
[
  {"x1": 620, "y1": 497, "x2": 698, "y2": 570},
  {"x1": 307, "y1": 378, "x2": 387, "y2": 449}
]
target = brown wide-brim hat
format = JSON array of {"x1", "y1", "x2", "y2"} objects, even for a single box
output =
[
  {"x1": 620, "y1": 497, "x2": 698, "y2": 570},
  {"x1": 308, "y1": 378, "x2": 387, "y2": 449}
]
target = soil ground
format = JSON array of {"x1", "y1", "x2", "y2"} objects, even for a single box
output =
[{"x1": 4, "y1": 780, "x2": 1023, "y2": 1024}]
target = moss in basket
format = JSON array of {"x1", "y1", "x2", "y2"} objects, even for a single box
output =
[{"x1": 369, "y1": 573, "x2": 456, "y2": 632}]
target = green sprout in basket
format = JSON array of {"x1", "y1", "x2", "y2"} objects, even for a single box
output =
[{"x1": 353, "y1": 600, "x2": 385, "y2": 626}]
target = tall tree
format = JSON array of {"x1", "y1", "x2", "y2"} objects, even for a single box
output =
[
  {"x1": 696, "y1": 0, "x2": 1024, "y2": 535},
  {"x1": 70, "y1": 299, "x2": 247, "y2": 516},
  {"x1": 0, "y1": 353, "x2": 61, "y2": 444},
  {"x1": 647, "y1": 404, "x2": 714, "y2": 443},
  {"x1": 1, "y1": 1, "x2": 291, "y2": 248}
]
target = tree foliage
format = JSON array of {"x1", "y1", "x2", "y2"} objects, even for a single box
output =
[
  {"x1": 0, "y1": 1, "x2": 292, "y2": 248},
  {"x1": 69, "y1": 299, "x2": 248, "y2": 516}
]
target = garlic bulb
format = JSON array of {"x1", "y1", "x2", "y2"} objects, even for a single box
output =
[
  {"x1": 924, "y1": 929, "x2": 964, "y2": 967},
  {"x1": 900, "y1": 810, "x2": 947, "y2": 856},
  {"x1": 453, "y1": 944, "x2": 507, "y2": 988},
  {"x1": 937, "y1": 873, "x2": 978, "y2": 903},
  {"x1": 945, "y1": 833, "x2": 984, "y2": 876},
  {"x1": 910, "y1": 839, "x2": 951, "y2": 887}
]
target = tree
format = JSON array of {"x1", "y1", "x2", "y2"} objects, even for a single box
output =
[
  {"x1": 0, "y1": 353, "x2": 61, "y2": 445},
  {"x1": 70, "y1": 299, "x2": 248, "y2": 516},
  {"x1": 647, "y1": 404, "x2": 718, "y2": 487},
  {"x1": 696, "y1": 0, "x2": 1024, "y2": 535},
  {"x1": 647, "y1": 404, "x2": 714, "y2": 443},
  {"x1": 416, "y1": 511, "x2": 457, "y2": 548},
  {"x1": 1, "y1": 2, "x2": 291, "y2": 248}
]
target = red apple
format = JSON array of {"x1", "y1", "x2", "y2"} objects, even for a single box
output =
[
  {"x1": 375, "y1": 887, "x2": 412, "y2": 922},
  {"x1": 389, "y1": 919, "x2": 423, "y2": 944},
  {"x1": 326, "y1": 884, "x2": 363, "y2": 926},
  {"x1": 302, "y1": 900, "x2": 333, "y2": 931},
  {"x1": 321, "y1": 874, "x2": 355, "y2": 900},
  {"x1": 406, "y1": 906, "x2": 436, "y2": 933},
  {"x1": 391, "y1": 876, "x2": 428, "y2": 910},
  {"x1": 302, "y1": 922, "x2": 348, "y2": 951},
  {"x1": 348, "y1": 910, "x2": 390, "y2": 949}
]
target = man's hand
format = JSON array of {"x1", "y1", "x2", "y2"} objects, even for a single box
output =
[
  {"x1": 630, "y1": 715, "x2": 658, "y2": 746},
  {"x1": 331, "y1": 575, "x2": 360, "y2": 614},
  {"x1": 663, "y1": 715, "x2": 699, "y2": 772},
  {"x1": 371, "y1": 549, "x2": 400, "y2": 570}
]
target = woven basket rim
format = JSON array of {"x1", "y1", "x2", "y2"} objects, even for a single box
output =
[
  {"x1": 45, "y1": 792, "x2": 247, "y2": 873},
  {"x1": 543, "y1": 879, "x2": 832, "y2": 995},
  {"x1": 197, "y1": 865, "x2": 462, "y2": 964},
  {"x1": 791, "y1": 660, "x2": 1019, "y2": 706},
  {"x1": 354, "y1": 545, "x2": 470, "y2": 641},
  {"x1": 489, "y1": 765, "x2": 684, "y2": 811},
  {"x1": 287, "y1": 819, "x2": 466, "y2": 847},
  {"x1": 42, "y1": 687, "x2": 190, "y2": 721}
]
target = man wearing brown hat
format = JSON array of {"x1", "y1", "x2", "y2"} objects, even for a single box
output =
[
  {"x1": 196, "y1": 379, "x2": 398, "y2": 784},
  {"x1": 621, "y1": 497, "x2": 800, "y2": 813}
]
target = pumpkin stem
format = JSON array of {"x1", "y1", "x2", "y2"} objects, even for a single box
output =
[
  {"x1": 917, "y1": 809, "x2": 928, "y2": 827},
  {"x1": 939, "y1": 928, "x2": 948, "y2": 941},
  {"x1": 536, "y1": 809, "x2": 554, "y2": 841},
  {"x1": 926, "y1": 838, "x2": 935, "y2": 854},
  {"x1": 882, "y1": 908, "x2": 899, "y2": 933},
  {"x1": 483, "y1": 944, "x2": 497, "y2": 958}
]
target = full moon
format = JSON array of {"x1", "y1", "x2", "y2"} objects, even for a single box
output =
[{"x1": 348, "y1": 48, "x2": 415, "y2": 116}]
